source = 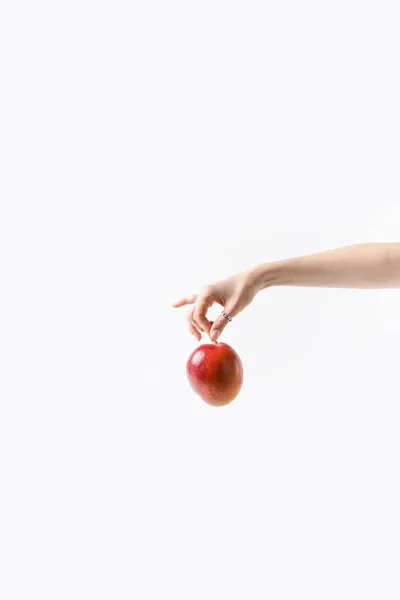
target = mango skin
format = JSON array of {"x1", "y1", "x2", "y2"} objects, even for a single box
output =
[{"x1": 186, "y1": 342, "x2": 243, "y2": 407}]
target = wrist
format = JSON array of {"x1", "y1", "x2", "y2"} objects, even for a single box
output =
[{"x1": 249, "y1": 260, "x2": 293, "y2": 292}]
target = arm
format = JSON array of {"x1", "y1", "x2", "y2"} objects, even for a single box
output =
[
  {"x1": 253, "y1": 243, "x2": 400, "y2": 290},
  {"x1": 173, "y1": 243, "x2": 400, "y2": 342}
]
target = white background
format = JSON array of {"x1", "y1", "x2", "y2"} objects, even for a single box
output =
[{"x1": 1, "y1": 1, "x2": 400, "y2": 598}]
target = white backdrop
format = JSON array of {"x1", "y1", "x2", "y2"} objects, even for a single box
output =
[{"x1": 1, "y1": 1, "x2": 400, "y2": 599}]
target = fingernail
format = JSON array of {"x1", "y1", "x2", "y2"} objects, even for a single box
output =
[{"x1": 211, "y1": 329, "x2": 220, "y2": 341}]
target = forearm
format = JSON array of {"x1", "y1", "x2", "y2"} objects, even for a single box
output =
[{"x1": 252, "y1": 243, "x2": 400, "y2": 290}]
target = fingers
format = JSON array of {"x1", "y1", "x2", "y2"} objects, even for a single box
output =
[
  {"x1": 173, "y1": 292, "x2": 214, "y2": 341},
  {"x1": 188, "y1": 322, "x2": 201, "y2": 342},
  {"x1": 172, "y1": 294, "x2": 197, "y2": 308},
  {"x1": 209, "y1": 304, "x2": 237, "y2": 342},
  {"x1": 193, "y1": 295, "x2": 213, "y2": 336},
  {"x1": 186, "y1": 307, "x2": 203, "y2": 339}
]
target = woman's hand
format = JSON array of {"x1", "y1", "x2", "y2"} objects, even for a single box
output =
[
  {"x1": 173, "y1": 243, "x2": 400, "y2": 343},
  {"x1": 172, "y1": 268, "x2": 259, "y2": 342}
]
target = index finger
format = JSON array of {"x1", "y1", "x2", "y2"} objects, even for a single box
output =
[{"x1": 172, "y1": 294, "x2": 197, "y2": 308}]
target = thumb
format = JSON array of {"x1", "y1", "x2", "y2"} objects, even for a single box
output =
[{"x1": 209, "y1": 305, "x2": 236, "y2": 342}]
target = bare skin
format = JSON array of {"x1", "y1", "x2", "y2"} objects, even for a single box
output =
[{"x1": 172, "y1": 243, "x2": 400, "y2": 342}]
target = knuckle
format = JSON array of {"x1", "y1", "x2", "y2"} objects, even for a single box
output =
[{"x1": 194, "y1": 309, "x2": 205, "y2": 323}]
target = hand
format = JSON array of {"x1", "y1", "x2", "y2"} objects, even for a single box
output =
[{"x1": 172, "y1": 268, "x2": 259, "y2": 342}]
